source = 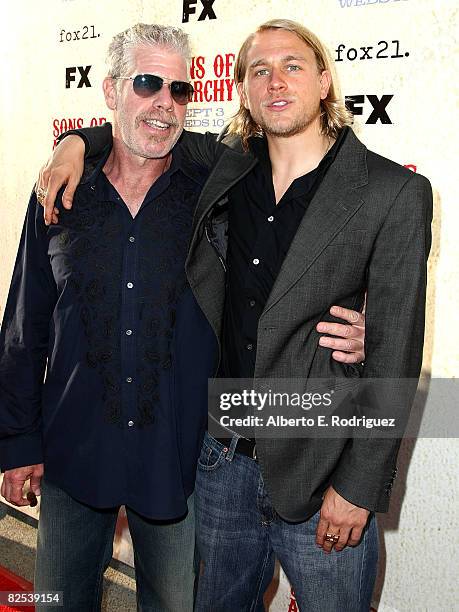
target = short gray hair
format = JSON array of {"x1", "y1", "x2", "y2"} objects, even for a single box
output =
[{"x1": 106, "y1": 23, "x2": 191, "y2": 78}]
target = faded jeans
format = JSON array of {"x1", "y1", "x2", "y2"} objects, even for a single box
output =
[
  {"x1": 34, "y1": 478, "x2": 195, "y2": 612},
  {"x1": 194, "y1": 432, "x2": 378, "y2": 612}
]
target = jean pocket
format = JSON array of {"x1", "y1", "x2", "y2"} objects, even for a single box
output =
[{"x1": 197, "y1": 440, "x2": 226, "y2": 471}]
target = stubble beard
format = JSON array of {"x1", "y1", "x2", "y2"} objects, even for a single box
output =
[
  {"x1": 257, "y1": 105, "x2": 321, "y2": 139},
  {"x1": 119, "y1": 110, "x2": 183, "y2": 159}
]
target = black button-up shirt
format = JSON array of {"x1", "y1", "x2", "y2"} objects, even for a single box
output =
[
  {"x1": 221, "y1": 128, "x2": 347, "y2": 379},
  {"x1": 0, "y1": 147, "x2": 217, "y2": 519}
]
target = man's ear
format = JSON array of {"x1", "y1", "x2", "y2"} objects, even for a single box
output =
[
  {"x1": 319, "y1": 70, "x2": 332, "y2": 100},
  {"x1": 237, "y1": 81, "x2": 249, "y2": 110},
  {"x1": 103, "y1": 77, "x2": 117, "y2": 110}
]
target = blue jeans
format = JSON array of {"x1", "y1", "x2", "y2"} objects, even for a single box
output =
[
  {"x1": 34, "y1": 478, "x2": 195, "y2": 612},
  {"x1": 194, "y1": 433, "x2": 378, "y2": 612}
]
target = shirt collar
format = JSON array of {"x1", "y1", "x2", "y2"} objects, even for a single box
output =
[
  {"x1": 248, "y1": 126, "x2": 348, "y2": 169},
  {"x1": 80, "y1": 147, "x2": 111, "y2": 187},
  {"x1": 80, "y1": 138, "x2": 208, "y2": 193},
  {"x1": 247, "y1": 127, "x2": 349, "y2": 207}
]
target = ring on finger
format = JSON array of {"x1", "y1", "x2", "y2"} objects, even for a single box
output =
[
  {"x1": 324, "y1": 533, "x2": 340, "y2": 544},
  {"x1": 36, "y1": 186, "x2": 48, "y2": 204}
]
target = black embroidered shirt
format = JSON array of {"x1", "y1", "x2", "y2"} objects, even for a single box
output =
[{"x1": 0, "y1": 146, "x2": 216, "y2": 519}]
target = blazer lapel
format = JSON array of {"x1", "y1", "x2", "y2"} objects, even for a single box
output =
[
  {"x1": 263, "y1": 130, "x2": 369, "y2": 314},
  {"x1": 190, "y1": 147, "x2": 257, "y2": 241}
]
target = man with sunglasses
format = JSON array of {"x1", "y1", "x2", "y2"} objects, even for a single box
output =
[
  {"x1": 0, "y1": 23, "x2": 211, "y2": 611},
  {"x1": 0, "y1": 22, "x2": 367, "y2": 612}
]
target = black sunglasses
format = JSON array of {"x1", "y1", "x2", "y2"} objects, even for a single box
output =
[{"x1": 114, "y1": 73, "x2": 194, "y2": 105}]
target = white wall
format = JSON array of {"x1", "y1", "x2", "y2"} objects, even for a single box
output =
[{"x1": 1, "y1": 1, "x2": 458, "y2": 610}]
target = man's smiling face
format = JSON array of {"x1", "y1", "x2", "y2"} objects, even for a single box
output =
[
  {"x1": 106, "y1": 44, "x2": 188, "y2": 159},
  {"x1": 238, "y1": 29, "x2": 331, "y2": 139}
]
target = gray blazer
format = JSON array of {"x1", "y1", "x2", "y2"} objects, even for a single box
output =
[{"x1": 182, "y1": 127, "x2": 433, "y2": 521}]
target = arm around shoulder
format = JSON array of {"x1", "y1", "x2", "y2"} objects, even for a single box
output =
[
  {"x1": 179, "y1": 130, "x2": 227, "y2": 170},
  {"x1": 57, "y1": 122, "x2": 113, "y2": 158}
]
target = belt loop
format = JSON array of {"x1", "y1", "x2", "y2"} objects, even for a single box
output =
[{"x1": 225, "y1": 434, "x2": 240, "y2": 462}]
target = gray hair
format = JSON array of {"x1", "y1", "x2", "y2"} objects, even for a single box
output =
[{"x1": 106, "y1": 23, "x2": 191, "y2": 79}]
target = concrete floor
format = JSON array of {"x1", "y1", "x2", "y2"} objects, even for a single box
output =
[{"x1": 0, "y1": 502, "x2": 137, "y2": 611}]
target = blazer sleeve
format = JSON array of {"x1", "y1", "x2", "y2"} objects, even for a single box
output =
[
  {"x1": 178, "y1": 130, "x2": 227, "y2": 170},
  {"x1": 57, "y1": 124, "x2": 227, "y2": 169},
  {"x1": 331, "y1": 171, "x2": 433, "y2": 512},
  {"x1": 0, "y1": 193, "x2": 57, "y2": 471},
  {"x1": 57, "y1": 122, "x2": 113, "y2": 158}
]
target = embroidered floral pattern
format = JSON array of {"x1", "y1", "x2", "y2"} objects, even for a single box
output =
[{"x1": 51, "y1": 170, "x2": 200, "y2": 427}]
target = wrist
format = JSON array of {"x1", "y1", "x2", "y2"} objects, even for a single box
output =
[{"x1": 57, "y1": 131, "x2": 89, "y2": 157}]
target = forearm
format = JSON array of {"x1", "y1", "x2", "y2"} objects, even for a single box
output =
[{"x1": 57, "y1": 122, "x2": 113, "y2": 158}]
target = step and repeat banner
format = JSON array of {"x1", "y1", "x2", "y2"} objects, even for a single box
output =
[{"x1": 1, "y1": 1, "x2": 458, "y2": 610}]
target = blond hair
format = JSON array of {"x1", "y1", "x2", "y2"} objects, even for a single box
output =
[{"x1": 227, "y1": 19, "x2": 352, "y2": 149}]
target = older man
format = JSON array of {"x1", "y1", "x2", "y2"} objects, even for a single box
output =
[
  {"x1": 1, "y1": 21, "x2": 367, "y2": 612},
  {"x1": 0, "y1": 23, "x2": 215, "y2": 611}
]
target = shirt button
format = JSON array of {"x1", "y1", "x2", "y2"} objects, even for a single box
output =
[
  {"x1": 129, "y1": 236, "x2": 135, "y2": 243},
  {"x1": 246, "y1": 343, "x2": 253, "y2": 351},
  {"x1": 128, "y1": 420, "x2": 134, "y2": 427},
  {"x1": 253, "y1": 258, "x2": 260, "y2": 265},
  {"x1": 127, "y1": 282, "x2": 134, "y2": 289},
  {"x1": 126, "y1": 329, "x2": 133, "y2": 336},
  {"x1": 126, "y1": 377, "x2": 133, "y2": 383},
  {"x1": 268, "y1": 216, "x2": 274, "y2": 222},
  {"x1": 249, "y1": 300, "x2": 256, "y2": 307}
]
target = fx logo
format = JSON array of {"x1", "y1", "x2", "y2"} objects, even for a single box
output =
[
  {"x1": 182, "y1": 0, "x2": 216, "y2": 23},
  {"x1": 65, "y1": 66, "x2": 92, "y2": 88},
  {"x1": 345, "y1": 94, "x2": 393, "y2": 124}
]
